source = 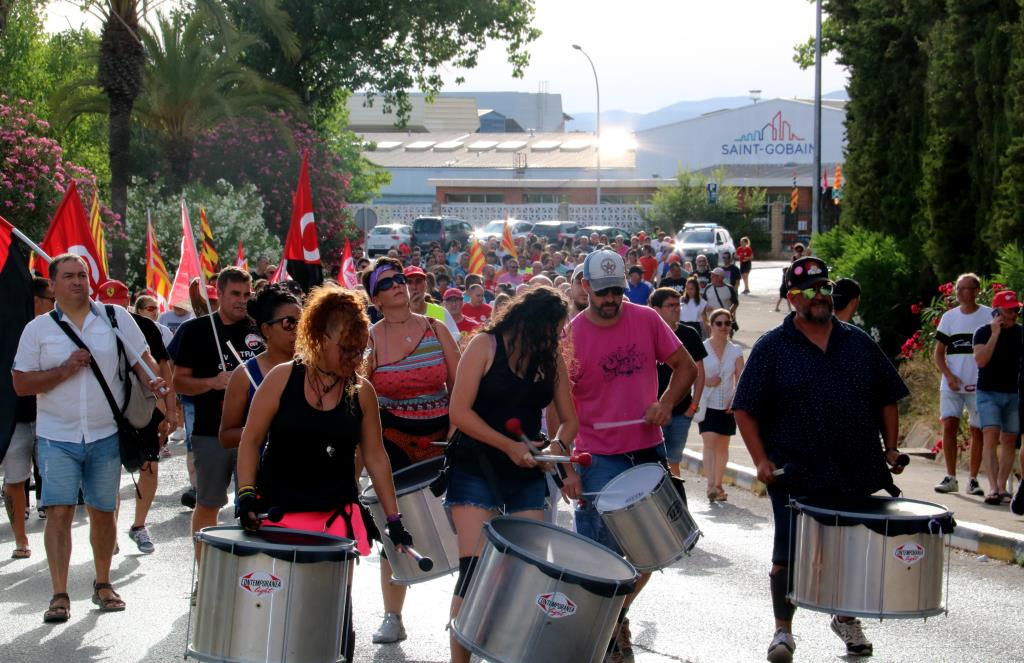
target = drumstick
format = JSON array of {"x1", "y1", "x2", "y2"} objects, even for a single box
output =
[
  {"x1": 534, "y1": 453, "x2": 593, "y2": 467},
  {"x1": 593, "y1": 419, "x2": 647, "y2": 430},
  {"x1": 402, "y1": 546, "x2": 434, "y2": 572},
  {"x1": 506, "y1": 418, "x2": 563, "y2": 488},
  {"x1": 430, "y1": 441, "x2": 449, "y2": 447},
  {"x1": 225, "y1": 340, "x2": 258, "y2": 389},
  {"x1": 256, "y1": 507, "x2": 284, "y2": 523}
]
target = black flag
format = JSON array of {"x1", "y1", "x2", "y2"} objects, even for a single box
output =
[{"x1": 0, "y1": 217, "x2": 34, "y2": 464}]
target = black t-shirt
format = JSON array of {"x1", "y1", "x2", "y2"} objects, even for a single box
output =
[
  {"x1": 171, "y1": 314, "x2": 263, "y2": 436},
  {"x1": 132, "y1": 313, "x2": 169, "y2": 363},
  {"x1": 660, "y1": 276, "x2": 688, "y2": 292},
  {"x1": 973, "y1": 323, "x2": 1022, "y2": 394},
  {"x1": 722, "y1": 264, "x2": 742, "y2": 287},
  {"x1": 659, "y1": 323, "x2": 707, "y2": 415}
]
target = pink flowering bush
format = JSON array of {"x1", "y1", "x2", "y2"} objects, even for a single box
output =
[
  {"x1": 899, "y1": 278, "x2": 1006, "y2": 360},
  {"x1": 0, "y1": 96, "x2": 119, "y2": 242},
  {"x1": 192, "y1": 112, "x2": 356, "y2": 262}
]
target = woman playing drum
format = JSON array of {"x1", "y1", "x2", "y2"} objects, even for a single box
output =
[
  {"x1": 235, "y1": 285, "x2": 411, "y2": 662},
  {"x1": 363, "y1": 257, "x2": 461, "y2": 643},
  {"x1": 446, "y1": 286, "x2": 580, "y2": 663}
]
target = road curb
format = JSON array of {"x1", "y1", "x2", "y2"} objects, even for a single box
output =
[{"x1": 680, "y1": 448, "x2": 1024, "y2": 563}]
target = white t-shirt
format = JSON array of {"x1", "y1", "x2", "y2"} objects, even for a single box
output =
[
  {"x1": 702, "y1": 339, "x2": 744, "y2": 410},
  {"x1": 680, "y1": 299, "x2": 708, "y2": 323},
  {"x1": 935, "y1": 305, "x2": 992, "y2": 392}
]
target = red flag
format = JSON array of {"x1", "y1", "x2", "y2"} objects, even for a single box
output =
[
  {"x1": 32, "y1": 181, "x2": 106, "y2": 290},
  {"x1": 338, "y1": 239, "x2": 358, "y2": 288},
  {"x1": 282, "y1": 152, "x2": 322, "y2": 291},
  {"x1": 235, "y1": 239, "x2": 248, "y2": 272},
  {"x1": 821, "y1": 167, "x2": 829, "y2": 193},
  {"x1": 270, "y1": 258, "x2": 291, "y2": 283},
  {"x1": 0, "y1": 216, "x2": 12, "y2": 273},
  {"x1": 168, "y1": 200, "x2": 204, "y2": 309}
]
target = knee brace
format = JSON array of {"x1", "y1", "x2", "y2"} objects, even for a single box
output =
[
  {"x1": 454, "y1": 556, "x2": 478, "y2": 598},
  {"x1": 769, "y1": 567, "x2": 796, "y2": 622}
]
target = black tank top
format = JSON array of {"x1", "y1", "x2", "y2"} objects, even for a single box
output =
[
  {"x1": 457, "y1": 333, "x2": 554, "y2": 482},
  {"x1": 258, "y1": 361, "x2": 363, "y2": 513}
]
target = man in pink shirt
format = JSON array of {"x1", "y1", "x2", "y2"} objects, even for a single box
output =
[{"x1": 568, "y1": 249, "x2": 696, "y2": 662}]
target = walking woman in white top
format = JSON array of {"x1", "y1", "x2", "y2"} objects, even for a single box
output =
[{"x1": 699, "y1": 308, "x2": 744, "y2": 501}]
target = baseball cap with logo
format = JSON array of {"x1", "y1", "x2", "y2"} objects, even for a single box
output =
[
  {"x1": 992, "y1": 290, "x2": 1022, "y2": 310},
  {"x1": 582, "y1": 249, "x2": 626, "y2": 291},
  {"x1": 786, "y1": 257, "x2": 830, "y2": 290},
  {"x1": 571, "y1": 263, "x2": 585, "y2": 282},
  {"x1": 443, "y1": 287, "x2": 464, "y2": 301},
  {"x1": 97, "y1": 279, "x2": 129, "y2": 304},
  {"x1": 403, "y1": 266, "x2": 427, "y2": 279}
]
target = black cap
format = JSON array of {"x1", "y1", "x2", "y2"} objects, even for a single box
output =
[
  {"x1": 628, "y1": 265, "x2": 644, "y2": 275},
  {"x1": 786, "y1": 257, "x2": 829, "y2": 290}
]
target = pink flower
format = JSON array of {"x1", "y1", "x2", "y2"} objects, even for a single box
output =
[
  {"x1": 910, "y1": 304, "x2": 921, "y2": 314},
  {"x1": 991, "y1": 282, "x2": 1004, "y2": 292}
]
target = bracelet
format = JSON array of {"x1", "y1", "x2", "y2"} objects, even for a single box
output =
[
  {"x1": 554, "y1": 439, "x2": 570, "y2": 453},
  {"x1": 237, "y1": 484, "x2": 256, "y2": 494},
  {"x1": 386, "y1": 513, "x2": 402, "y2": 524}
]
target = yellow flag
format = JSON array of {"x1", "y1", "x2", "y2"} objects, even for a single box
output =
[{"x1": 88, "y1": 191, "x2": 108, "y2": 275}]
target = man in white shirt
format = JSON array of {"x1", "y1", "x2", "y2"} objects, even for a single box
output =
[
  {"x1": 12, "y1": 254, "x2": 168, "y2": 623},
  {"x1": 933, "y1": 273, "x2": 991, "y2": 495}
]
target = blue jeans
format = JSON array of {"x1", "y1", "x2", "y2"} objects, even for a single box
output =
[
  {"x1": 37, "y1": 433, "x2": 121, "y2": 512},
  {"x1": 574, "y1": 444, "x2": 667, "y2": 555},
  {"x1": 661, "y1": 414, "x2": 693, "y2": 464}
]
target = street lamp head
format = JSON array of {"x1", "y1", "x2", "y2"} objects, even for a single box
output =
[{"x1": 572, "y1": 44, "x2": 582, "y2": 50}]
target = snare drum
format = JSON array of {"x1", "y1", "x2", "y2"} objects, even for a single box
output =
[
  {"x1": 789, "y1": 496, "x2": 956, "y2": 619},
  {"x1": 596, "y1": 463, "x2": 701, "y2": 571},
  {"x1": 453, "y1": 517, "x2": 639, "y2": 663},
  {"x1": 362, "y1": 456, "x2": 459, "y2": 584},
  {"x1": 188, "y1": 526, "x2": 356, "y2": 663}
]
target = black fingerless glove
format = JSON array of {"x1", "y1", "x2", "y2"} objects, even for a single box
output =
[
  {"x1": 236, "y1": 490, "x2": 261, "y2": 531},
  {"x1": 386, "y1": 517, "x2": 414, "y2": 548}
]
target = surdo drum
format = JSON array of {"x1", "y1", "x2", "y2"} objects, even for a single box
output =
[
  {"x1": 453, "y1": 517, "x2": 639, "y2": 663},
  {"x1": 789, "y1": 496, "x2": 956, "y2": 619},
  {"x1": 361, "y1": 456, "x2": 459, "y2": 584},
  {"x1": 188, "y1": 526, "x2": 356, "y2": 663},
  {"x1": 595, "y1": 463, "x2": 701, "y2": 571}
]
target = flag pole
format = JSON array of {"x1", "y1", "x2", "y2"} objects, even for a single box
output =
[{"x1": 9, "y1": 224, "x2": 51, "y2": 262}]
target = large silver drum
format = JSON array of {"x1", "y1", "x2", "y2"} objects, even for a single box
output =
[
  {"x1": 453, "y1": 517, "x2": 639, "y2": 663},
  {"x1": 789, "y1": 496, "x2": 956, "y2": 619},
  {"x1": 188, "y1": 526, "x2": 356, "y2": 663},
  {"x1": 596, "y1": 463, "x2": 701, "y2": 571},
  {"x1": 362, "y1": 456, "x2": 459, "y2": 584}
]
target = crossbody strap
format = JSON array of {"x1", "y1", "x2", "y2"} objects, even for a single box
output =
[{"x1": 48, "y1": 310, "x2": 125, "y2": 425}]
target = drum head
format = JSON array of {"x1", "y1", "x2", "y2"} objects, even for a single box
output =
[
  {"x1": 485, "y1": 517, "x2": 638, "y2": 597},
  {"x1": 196, "y1": 526, "x2": 357, "y2": 563},
  {"x1": 792, "y1": 497, "x2": 956, "y2": 536},
  {"x1": 362, "y1": 456, "x2": 444, "y2": 503},
  {"x1": 595, "y1": 463, "x2": 666, "y2": 512}
]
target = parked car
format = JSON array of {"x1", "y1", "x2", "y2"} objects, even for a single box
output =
[
  {"x1": 365, "y1": 223, "x2": 413, "y2": 256},
  {"x1": 576, "y1": 225, "x2": 634, "y2": 242},
  {"x1": 674, "y1": 223, "x2": 735, "y2": 267},
  {"x1": 471, "y1": 219, "x2": 534, "y2": 244},
  {"x1": 411, "y1": 216, "x2": 473, "y2": 250},
  {"x1": 531, "y1": 220, "x2": 580, "y2": 243}
]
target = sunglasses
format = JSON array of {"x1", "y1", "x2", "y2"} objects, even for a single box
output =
[
  {"x1": 712, "y1": 319, "x2": 732, "y2": 327},
  {"x1": 266, "y1": 315, "x2": 300, "y2": 331},
  {"x1": 788, "y1": 284, "x2": 834, "y2": 299},
  {"x1": 594, "y1": 286, "x2": 625, "y2": 297},
  {"x1": 373, "y1": 273, "x2": 408, "y2": 295}
]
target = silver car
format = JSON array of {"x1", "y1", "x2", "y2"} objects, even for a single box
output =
[
  {"x1": 366, "y1": 223, "x2": 413, "y2": 256},
  {"x1": 674, "y1": 223, "x2": 735, "y2": 267}
]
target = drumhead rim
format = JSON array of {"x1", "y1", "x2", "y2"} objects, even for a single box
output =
[
  {"x1": 594, "y1": 462, "x2": 667, "y2": 513},
  {"x1": 791, "y1": 496, "x2": 953, "y2": 521},
  {"x1": 196, "y1": 525, "x2": 358, "y2": 561},
  {"x1": 361, "y1": 456, "x2": 444, "y2": 504}
]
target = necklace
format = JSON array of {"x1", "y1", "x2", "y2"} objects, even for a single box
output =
[
  {"x1": 384, "y1": 313, "x2": 415, "y2": 343},
  {"x1": 308, "y1": 366, "x2": 343, "y2": 410}
]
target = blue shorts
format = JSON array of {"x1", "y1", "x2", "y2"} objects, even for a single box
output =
[
  {"x1": 37, "y1": 433, "x2": 121, "y2": 512},
  {"x1": 575, "y1": 444, "x2": 667, "y2": 556},
  {"x1": 183, "y1": 400, "x2": 195, "y2": 452},
  {"x1": 976, "y1": 390, "x2": 1020, "y2": 433},
  {"x1": 444, "y1": 468, "x2": 547, "y2": 513},
  {"x1": 661, "y1": 414, "x2": 693, "y2": 463}
]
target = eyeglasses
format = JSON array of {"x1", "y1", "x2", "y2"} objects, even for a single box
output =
[
  {"x1": 373, "y1": 273, "x2": 407, "y2": 295},
  {"x1": 140, "y1": 305, "x2": 158, "y2": 312},
  {"x1": 266, "y1": 315, "x2": 300, "y2": 331},
  {"x1": 788, "y1": 284, "x2": 834, "y2": 299},
  {"x1": 594, "y1": 286, "x2": 625, "y2": 297},
  {"x1": 712, "y1": 319, "x2": 732, "y2": 327}
]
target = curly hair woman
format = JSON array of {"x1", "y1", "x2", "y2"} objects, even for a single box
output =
[
  {"x1": 236, "y1": 284, "x2": 409, "y2": 662},
  {"x1": 445, "y1": 286, "x2": 580, "y2": 663}
]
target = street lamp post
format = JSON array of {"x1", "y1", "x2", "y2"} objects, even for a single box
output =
[
  {"x1": 811, "y1": 0, "x2": 822, "y2": 236},
  {"x1": 573, "y1": 44, "x2": 601, "y2": 211}
]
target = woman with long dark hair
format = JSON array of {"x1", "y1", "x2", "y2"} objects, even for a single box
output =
[
  {"x1": 445, "y1": 286, "x2": 580, "y2": 663},
  {"x1": 236, "y1": 285, "x2": 408, "y2": 661}
]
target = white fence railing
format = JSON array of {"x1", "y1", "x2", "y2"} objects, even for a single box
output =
[{"x1": 348, "y1": 203, "x2": 652, "y2": 229}]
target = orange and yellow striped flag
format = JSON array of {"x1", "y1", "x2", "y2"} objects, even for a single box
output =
[
  {"x1": 468, "y1": 239, "x2": 485, "y2": 275},
  {"x1": 145, "y1": 213, "x2": 172, "y2": 308},
  {"x1": 501, "y1": 217, "x2": 517, "y2": 259},
  {"x1": 88, "y1": 191, "x2": 109, "y2": 275},
  {"x1": 199, "y1": 206, "x2": 219, "y2": 280},
  {"x1": 790, "y1": 187, "x2": 799, "y2": 213}
]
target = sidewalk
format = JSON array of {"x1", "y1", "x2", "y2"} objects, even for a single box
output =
[{"x1": 679, "y1": 263, "x2": 1024, "y2": 563}]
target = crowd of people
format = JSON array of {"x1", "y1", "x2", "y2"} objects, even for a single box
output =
[{"x1": 2, "y1": 223, "x2": 1022, "y2": 663}]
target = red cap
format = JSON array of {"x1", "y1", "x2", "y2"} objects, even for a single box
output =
[
  {"x1": 443, "y1": 288, "x2": 463, "y2": 300},
  {"x1": 206, "y1": 284, "x2": 219, "y2": 301},
  {"x1": 403, "y1": 266, "x2": 426, "y2": 279},
  {"x1": 668, "y1": 254, "x2": 682, "y2": 264},
  {"x1": 96, "y1": 279, "x2": 129, "y2": 304},
  {"x1": 992, "y1": 290, "x2": 1022, "y2": 309}
]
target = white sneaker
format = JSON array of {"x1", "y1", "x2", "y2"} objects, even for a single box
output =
[
  {"x1": 967, "y1": 477, "x2": 985, "y2": 496},
  {"x1": 129, "y1": 525, "x2": 155, "y2": 554},
  {"x1": 934, "y1": 475, "x2": 958, "y2": 493},
  {"x1": 766, "y1": 628, "x2": 795, "y2": 662},
  {"x1": 830, "y1": 616, "x2": 872, "y2": 656},
  {"x1": 169, "y1": 427, "x2": 185, "y2": 442},
  {"x1": 372, "y1": 612, "x2": 407, "y2": 644}
]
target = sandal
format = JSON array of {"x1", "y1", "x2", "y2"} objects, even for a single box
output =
[
  {"x1": 984, "y1": 493, "x2": 1003, "y2": 505},
  {"x1": 707, "y1": 489, "x2": 719, "y2": 502},
  {"x1": 92, "y1": 581, "x2": 126, "y2": 612},
  {"x1": 716, "y1": 487, "x2": 728, "y2": 502},
  {"x1": 11, "y1": 547, "x2": 31, "y2": 559},
  {"x1": 43, "y1": 593, "x2": 71, "y2": 623}
]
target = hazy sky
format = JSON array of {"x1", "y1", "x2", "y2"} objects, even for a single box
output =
[{"x1": 45, "y1": 0, "x2": 847, "y2": 114}]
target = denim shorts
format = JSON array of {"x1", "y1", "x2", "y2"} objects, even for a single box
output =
[
  {"x1": 661, "y1": 414, "x2": 693, "y2": 463},
  {"x1": 183, "y1": 399, "x2": 195, "y2": 452},
  {"x1": 575, "y1": 444, "x2": 667, "y2": 556},
  {"x1": 37, "y1": 433, "x2": 121, "y2": 512},
  {"x1": 444, "y1": 467, "x2": 547, "y2": 513},
  {"x1": 939, "y1": 390, "x2": 979, "y2": 427},
  {"x1": 976, "y1": 390, "x2": 1020, "y2": 433}
]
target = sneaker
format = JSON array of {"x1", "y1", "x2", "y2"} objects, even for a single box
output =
[
  {"x1": 615, "y1": 617, "x2": 634, "y2": 661},
  {"x1": 129, "y1": 525, "x2": 155, "y2": 554},
  {"x1": 766, "y1": 628, "x2": 795, "y2": 663},
  {"x1": 180, "y1": 488, "x2": 197, "y2": 509},
  {"x1": 967, "y1": 477, "x2": 985, "y2": 496},
  {"x1": 37, "y1": 507, "x2": 47, "y2": 519},
  {"x1": 934, "y1": 475, "x2": 958, "y2": 493},
  {"x1": 169, "y1": 427, "x2": 185, "y2": 442},
  {"x1": 830, "y1": 616, "x2": 872, "y2": 656},
  {"x1": 371, "y1": 612, "x2": 407, "y2": 644},
  {"x1": 1012, "y1": 482, "x2": 1024, "y2": 516}
]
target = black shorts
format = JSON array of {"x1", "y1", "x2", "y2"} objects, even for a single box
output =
[
  {"x1": 740, "y1": 261, "x2": 752, "y2": 274},
  {"x1": 698, "y1": 408, "x2": 736, "y2": 436}
]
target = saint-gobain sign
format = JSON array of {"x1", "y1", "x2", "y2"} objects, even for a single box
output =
[{"x1": 720, "y1": 110, "x2": 814, "y2": 158}]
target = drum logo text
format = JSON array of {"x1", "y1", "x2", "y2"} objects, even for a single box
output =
[
  {"x1": 666, "y1": 500, "x2": 684, "y2": 522},
  {"x1": 893, "y1": 542, "x2": 925, "y2": 566},
  {"x1": 536, "y1": 592, "x2": 577, "y2": 619},
  {"x1": 239, "y1": 571, "x2": 284, "y2": 595}
]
